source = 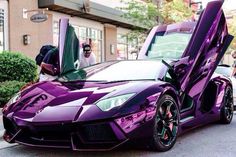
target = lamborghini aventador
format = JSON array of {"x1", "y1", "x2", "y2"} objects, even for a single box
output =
[{"x1": 2, "y1": 1, "x2": 234, "y2": 152}]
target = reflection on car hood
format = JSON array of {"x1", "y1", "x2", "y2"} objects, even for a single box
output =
[{"x1": 4, "y1": 80, "x2": 162, "y2": 123}]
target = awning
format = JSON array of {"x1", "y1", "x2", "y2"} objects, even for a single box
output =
[{"x1": 38, "y1": 0, "x2": 147, "y2": 29}]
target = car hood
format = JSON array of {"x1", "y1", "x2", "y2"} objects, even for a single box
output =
[{"x1": 4, "y1": 80, "x2": 161, "y2": 124}]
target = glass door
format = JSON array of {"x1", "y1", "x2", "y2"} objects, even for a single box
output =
[{"x1": 0, "y1": 0, "x2": 8, "y2": 52}]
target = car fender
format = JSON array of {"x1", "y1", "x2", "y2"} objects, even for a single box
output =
[{"x1": 114, "y1": 82, "x2": 181, "y2": 117}]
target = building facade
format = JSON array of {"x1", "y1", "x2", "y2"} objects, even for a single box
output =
[
  {"x1": 0, "y1": 0, "x2": 143, "y2": 62},
  {"x1": 0, "y1": 0, "x2": 8, "y2": 52},
  {"x1": 1, "y1": 0, "x2": 235, "y2": 65}
]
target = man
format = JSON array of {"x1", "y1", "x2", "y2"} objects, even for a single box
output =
[
  {"x1": 39, "y1": 47, "x2": 59, "y2": 81},
  {"x1": 79, "y1": 44, "x2": 96, "y2": 68},
  {"x1": 35, "y1": 45, "x2": 55, "y2": 66}
]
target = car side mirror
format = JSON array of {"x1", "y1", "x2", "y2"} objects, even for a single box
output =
[
  {"x1": 162, "y1": 60, "x2": 177, "y2": 80},
  {"x1": 162, "y1": 60, "x2": 181, "y2": 90}
]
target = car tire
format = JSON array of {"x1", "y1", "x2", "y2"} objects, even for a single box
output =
[
  {"x1": 220, "y1": 86, "x2": 234, "y2": 124},
  {"x1": 148, "y1": 94, "x2": 180, "y2": 152}
]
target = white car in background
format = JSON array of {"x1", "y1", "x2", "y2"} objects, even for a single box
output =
[{"x1": 215, "y1": 64, "x2": 236, "y2": 110}]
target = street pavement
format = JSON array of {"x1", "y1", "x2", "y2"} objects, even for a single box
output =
[{"x1": 0, "y1": 113, "x2": 236, "y2": 157}]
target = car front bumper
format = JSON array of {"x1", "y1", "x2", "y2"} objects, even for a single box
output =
[{"x1": 3, "y1": 116, "x2": 129, "y2": 151}]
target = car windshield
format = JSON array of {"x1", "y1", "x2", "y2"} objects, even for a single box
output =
[
  {"x1": 148, "y1": 33, "x2": 192, "y2": 59},
  {"x1": 58, "y1": 60, "x2": 166, "y2": 82}
]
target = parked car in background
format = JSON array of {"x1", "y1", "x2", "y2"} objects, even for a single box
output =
[{"x1": 215, "y1": 64, "x2": 236, "y2": 109}]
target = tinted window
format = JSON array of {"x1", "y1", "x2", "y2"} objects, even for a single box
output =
[{"x1": 148, "y1": 33, "x2": 192, "y2": 59}]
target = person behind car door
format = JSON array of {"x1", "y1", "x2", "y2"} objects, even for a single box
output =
[
  {"x1": 79, "y1": 44, "x2": 96, "y2": 68},
  {"x1": 40, "y1": 47, "x2": 59, "y2": 81}
]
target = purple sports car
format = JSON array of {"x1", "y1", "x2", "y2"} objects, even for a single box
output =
[{"x1": 2, "y1": 1, "x2": 235, "y2": 152}]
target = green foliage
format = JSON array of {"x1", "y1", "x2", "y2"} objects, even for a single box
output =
[
  {"x1": 228, "y1": 16, "x2": 236, "y2": 51},
  {"x1": 119, "y1": 0, "x2": 161, "y2": 42},
  {"x1": 0, "y1": 51, "x2": 38, "y2": 82},
  {"x1": 119, "y1": 0, "x2": 192, "y2": 41},
  {"x1": 0, "y1": 81, "x2": 26, "y2": 107},
  {"x1": 160, "y1": 0, "x2": 192, "y2": 24},
  {"x1": 120, "y1": 0, "x2": 161, "y2": 29}
]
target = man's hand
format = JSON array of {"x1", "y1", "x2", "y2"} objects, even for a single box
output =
[
  {"x1": 74, "y1": 60, "x2": 80, "y2": 70},
  {"x1": 41, "y1": 62, "x2": 58, "y2": 76}
]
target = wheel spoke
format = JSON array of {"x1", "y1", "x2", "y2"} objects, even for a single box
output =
[
  {"x1": 172, "y1": 125, "x2": 178, "y2": 137},
  {"x1": 165, "y1": 126, "x2": 174, "y2": 138},
  {"x1": 158, "y1": 127, "x2": 167, "y2": 139},
  {"x1": 166, "y1": 102, "x2": 172, "y2": 114},
  {"x1": 168, "y1": 112, "x2": 177, "y2": 122},
  {"x1": 156, "y1": 117, "x2": 161, "y2": 123},
  {"x1": 158, "y1": 106, "x2": 165, "y2": 120}
]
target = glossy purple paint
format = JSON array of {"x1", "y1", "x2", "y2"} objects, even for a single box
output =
[{"x1": 2, "y1": 1, "x2": 234, "y2": 151}]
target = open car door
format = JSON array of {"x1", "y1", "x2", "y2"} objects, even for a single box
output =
[
  {"x1": 58, "y1": 18, "x2": 80, "y2": 76},
  {"x1": 174, "y1": 1, "x2": 234, "y2": 99}
]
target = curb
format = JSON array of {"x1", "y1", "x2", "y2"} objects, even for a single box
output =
[{"x1": 0, "y1": 141, "x2": 18, "y2": 150}]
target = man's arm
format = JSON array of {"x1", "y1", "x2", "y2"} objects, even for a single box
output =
[{"x1": 41, "y1": 63, "x2": 58, "y2": 76}]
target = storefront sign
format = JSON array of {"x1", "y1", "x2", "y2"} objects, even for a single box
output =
[{"x1": 30, "y1": 13, "x2": 48, "y2": 23}]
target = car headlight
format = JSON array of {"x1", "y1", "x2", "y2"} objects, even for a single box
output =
[
  {"x1": 8, "y1": 92, "x2": 21, "y2": 105},
  {"x1": 96, "y1": 93, "x2": 135, "y2": 111},
  {"x1": 3, "y1": 92, "x2": 21, "y2": 112},
  {"x1": 5, "y1": 92, "x2": 21, "y2": 106}
]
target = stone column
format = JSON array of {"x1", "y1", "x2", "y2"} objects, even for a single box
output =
[{"x1": 104, "y1": 24, "x2": 117, "y2": 61}]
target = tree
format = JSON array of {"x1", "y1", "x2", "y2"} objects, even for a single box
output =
[
  {"x1": 160, "y1": 0, "x2": 192, "y2": 24},
  {"x1": 119, "y1": 0, "x2": 161, "y2": 42},
  {"x1": 228, "y1": 16, "x2": 236, "y2": 52},
  {"x1": 119, "y1": 0, "x2": 192, "y2": 41},
  {"x1": 120, "y1": 0, "x2": 161, "y2": 29}
]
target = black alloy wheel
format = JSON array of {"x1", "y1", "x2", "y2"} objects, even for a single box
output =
[
  {"x1": 220, "y1": 86, "x2": 234, "y2": 124},
  {"x1": 149, "y1": 94, "x2": 179, "y2": 152}
]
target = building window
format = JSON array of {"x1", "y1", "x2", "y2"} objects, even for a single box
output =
[
  {"x1": 90, "y1": 28, "x2": 103, "y2": 63},
  {"x1": 76, "y1": 26, "x2": 103, "y2": 63},
  {"x1": 128, "y1": 38, "x2": 138, "y2": 60},
  {"x1": 79, "y1": 27, "x2": 86, "y2": 39},
  {"x1": 117, "y1": 34, "x2": 128, "y2": 60},
  {"x1": 0, "y1": 9, "x2": 5, "y2": 51},
  {"x1": 53, "y1": 21, "x2": 103, "y2": 63},
  {"x1": 117, "y1": 34, "x2": 138, "y2": 60},
  {"x1": 53, "y1": 21, "x2": 59, "y2": 46}
]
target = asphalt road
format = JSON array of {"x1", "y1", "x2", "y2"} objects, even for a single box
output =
[{"x1": 0, "y1": 113, "x2": 236, "y2": 157}]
